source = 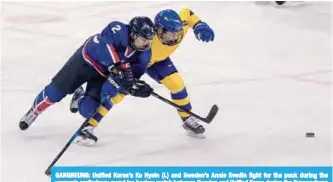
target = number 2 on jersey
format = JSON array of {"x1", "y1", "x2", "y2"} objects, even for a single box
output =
[{"x1": 111, "y1": 25, "x2": 121, "y2": 33}]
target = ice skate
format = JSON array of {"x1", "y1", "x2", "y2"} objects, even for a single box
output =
[
  {"x1": 183, "y1": 116, "x2": 206, "y2": 138},
  {"x1": 75, "y1": 124, "x2": 98, "y2": 146},
  {"x1": 19, "y1": 109, "x2": 39, "y2": 130},
  {"x1": 70, "y1": 86, "x2": 84, "y2": 113}
]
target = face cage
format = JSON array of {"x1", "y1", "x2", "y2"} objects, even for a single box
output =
[
  {"x1": 157, "y1": 28, "x2": 184, "y2": 46},
  {"x1": 130, "y1": 32, "x2": 152, "y2": 51}
]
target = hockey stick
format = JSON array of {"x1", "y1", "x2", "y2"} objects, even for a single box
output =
[
  {"x1": 44, "y1": 117, "x2": 90, "y2": 176},
  {"x1": 151, "y1": 92, "x2": 219, "y2": 124},
  {"x1": 44, "y1": 77, "x2": 131, "y2": 175},
  {"x1": 44, "y1": 90, "x2": 218, "y2": 175}
]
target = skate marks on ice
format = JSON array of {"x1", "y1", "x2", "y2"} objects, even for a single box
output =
[
  {"x1": 1, "y1": 1, "x2": 331, "y2": 181},
  {"x1": 194, "y1": 69, "x2": 332, "y2": 87},
  {"x1": 64, "y1": 130, "x2": 331, "y2": 166}
]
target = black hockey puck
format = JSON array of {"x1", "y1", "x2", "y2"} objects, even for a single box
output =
[
  {"x1": 275, "y1": 1, "x2": 286, "y2": 5},
  {"x1": 306, "y1": 132, "x2": 315, "y2": 137}
]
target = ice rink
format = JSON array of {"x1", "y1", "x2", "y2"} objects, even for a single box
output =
[{"x1": 1, "y1": 1, "x2": 332, "y2": 181}]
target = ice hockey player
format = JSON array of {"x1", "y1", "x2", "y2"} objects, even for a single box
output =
[
  {"x1": 147, "y1": 9, "x2": 214, "y2": 135},
  {"x1": 70, "y1": 8, "x2": 215, "y2": 145},
  {"x1": 19, "y1": 16, "x2": 156, "y2": 133}
]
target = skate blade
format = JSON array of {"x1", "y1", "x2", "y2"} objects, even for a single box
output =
[
  {"x1": 74, "y1": 136, "x2": 96, "y2": 146},
  {"x1": 186, "y1": 130, "x2": 206, "y2": 139}
]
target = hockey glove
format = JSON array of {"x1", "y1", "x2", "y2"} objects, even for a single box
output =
[
  {"x1": 116, "y1": 62, "x2": 134, "y2": 90},
  {"x1": 100, "y1": 76, "x2": 128, "y2": 103},
  {"x1": 129, "y1": 80, "x2": 153, "y2": 98},
  {"x1": 193, "y1": 21, "x2": 214, "y2": 42}
]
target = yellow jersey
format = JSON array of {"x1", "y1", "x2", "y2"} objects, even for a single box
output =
[{"x1": 148, "y1": 8, "x2": 201, "y2": 67}]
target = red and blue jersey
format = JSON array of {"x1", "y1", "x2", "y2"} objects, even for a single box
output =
[{"x1": 81, "y1": 21, "x2": 151, "y2": 78}]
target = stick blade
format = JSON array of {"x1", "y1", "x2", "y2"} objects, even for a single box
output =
[
  {"x1": 45, "y1": 168, "x2": 51, "y2": 176},
  {"x1": 203, "y1": 105, "x2": 219, "y2": 123}
]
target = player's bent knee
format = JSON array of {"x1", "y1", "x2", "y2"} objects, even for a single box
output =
[
  {"x1": 44, "y1": 82, "x2": 67, "y2": 102},
  {"x1": 160, "y1": 73, "x2": 185, "y2": 93},
  {"x1": 78, "y1": 97, "x2": 99, "y2": 118}
]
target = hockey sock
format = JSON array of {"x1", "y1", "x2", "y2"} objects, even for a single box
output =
[
  {"x1": 30, "y1": 82, "x2": 66, "y2": 115},
  {"x1": 86, "y1": 101, "x2": 112, "y2": 127},
  {"x1": 171, "y1": 87, "x2": 192, "y2": 119},
  {"x1": 83, "y1": 93, "x2": 126, "y2": 127}
]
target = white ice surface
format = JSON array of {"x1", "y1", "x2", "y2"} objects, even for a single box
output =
[{"x1": 1, "y1": 1, "x2": 332, "y2": 182}]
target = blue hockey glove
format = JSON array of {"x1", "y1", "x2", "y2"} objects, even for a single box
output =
[
  {"x1": 129, "y1": 80, "x2": 153, "y2": 98},
  {"x1": 193, "y1": 21, "x2": 214, "y2": 42},
  {"x1": 113, "y1": 62, "x2": 134, "y2": 90},
  {"x1": 101, "y1": 76, "x2": 123, "y2": 99}
]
